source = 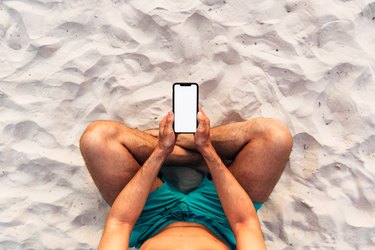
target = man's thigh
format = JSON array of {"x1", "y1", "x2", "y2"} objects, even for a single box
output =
[
  {"x1": 211, "y1": 118, "x2": 292, "y2": 202},
  {"x1": 80, "y1": 120, "x2": 164, "y2": 204}
]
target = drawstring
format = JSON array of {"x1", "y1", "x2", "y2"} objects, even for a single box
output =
[{"x1": 162, "y1": 201, "x2": 192, "y2": 221}]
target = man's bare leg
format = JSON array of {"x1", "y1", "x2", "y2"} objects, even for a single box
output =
[
  {"x1": 79, "y1": 120, "x2": 204, "y2": 205},
  {"x1": 146, "y1": 118, "x2": 293, "y2": 203}
]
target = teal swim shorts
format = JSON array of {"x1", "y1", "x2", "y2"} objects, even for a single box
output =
[{"x1": 129, "y1": 175, "x2": 263, "y2": 250}]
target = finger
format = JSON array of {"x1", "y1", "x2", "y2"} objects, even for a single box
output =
[
  {"x1": 198, "y1": 106, "x2": 209, "y2": 119},
  {"x1": 160, "y1": 114, "x2": 168, "y2": 126},
  {"x1": 167, "y1": 111, "x2": 173, "y2": 123},
  {"x1": 164, "y1": 111, "x2": 173, "y2": 127},
  {"x1": 197, "y1": 111, "x2": 208, "y2": 129},
  {"x1": 164, "y1": 111, "x2": 174, "y2": 134},
  {"x1": 198, "y1": 108, "x2": 207, "y2": 121},
  {"x1": 159, "y1": 114, "x2": 168, "y2": 130},
  {"x1": 198, "y1": 106, "x2": 204, "y2": 118}
]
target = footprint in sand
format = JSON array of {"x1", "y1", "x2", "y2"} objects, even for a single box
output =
[
  {"x1": 2, "y1": 120, "x2": 58, "y2": 148},
  {"x1": 360, "y1": 2, "x2": 375, "y2": 21},
  {"x1": 291, "y1": 132, "x2": 322, "y2": 179}
]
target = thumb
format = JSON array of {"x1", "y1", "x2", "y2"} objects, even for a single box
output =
[
  {"x1": 165, "y1": 111, "x2": 174, "y2": 127},
  {"x1": 197, "y1": 111, "x2": 207, "y2": 128},
  {"x1": 197, "y1": 111, "x2": 203, "y2": 120}
]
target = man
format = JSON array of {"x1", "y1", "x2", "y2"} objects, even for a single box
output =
[{"x1": 80, "y1": 107, "x2": 292, "y2": 249}]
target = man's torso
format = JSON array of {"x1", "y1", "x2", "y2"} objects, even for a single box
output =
[{"x1": 139, "y1": 222, "x2": 229, "y2": 250}]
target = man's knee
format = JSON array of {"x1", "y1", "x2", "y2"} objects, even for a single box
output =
[
  {"x1": 248, "y1": 118, "x2": 293, "y2": 154},
  {"x1": 79, "y1": 120, "x2": 120, "y2": 152},
  {"x1": 269, "y1": 119, "x2": 293, "y2": 156}
]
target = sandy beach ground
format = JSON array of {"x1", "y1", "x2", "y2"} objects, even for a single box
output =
[{"x1": 1, "y1": 0, "x2": 375, "y2": 249}]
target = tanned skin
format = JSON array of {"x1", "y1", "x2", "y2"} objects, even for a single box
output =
[{"x1": 95, "y1": 109, "x2": 264, "y2": 250}]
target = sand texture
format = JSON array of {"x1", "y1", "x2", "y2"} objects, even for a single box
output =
[{"x1": 1, "y1": 0, "x2": 375, "y2": 249}]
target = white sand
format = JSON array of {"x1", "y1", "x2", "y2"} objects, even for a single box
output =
[{"x1": 1, "y1": 0, "x2": 375, "y2": 249}]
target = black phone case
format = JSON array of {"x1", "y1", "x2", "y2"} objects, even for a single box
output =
[{"x1": 172, "y1": 82, "x2": 199, "y2": 134}]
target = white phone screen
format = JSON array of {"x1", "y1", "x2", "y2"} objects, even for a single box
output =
[{"x1": 173, "y1": 83, "x2": 198, "y2": 133}]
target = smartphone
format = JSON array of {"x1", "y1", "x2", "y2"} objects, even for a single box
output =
[{"x1": 172, "y1": 83, "x2": 199, "y2": 133}]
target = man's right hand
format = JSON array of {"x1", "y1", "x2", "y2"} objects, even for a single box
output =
[
  {"x1": 194, "y1": 107, "x2": 212, "y2": 153},
  {"x1": 157, "y1": 111, "x2": 177, "y2": 155}
]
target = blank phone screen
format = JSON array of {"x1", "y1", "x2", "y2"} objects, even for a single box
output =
[{"x1": 173, "y1": 83, "x2": 198, "y2": 133}]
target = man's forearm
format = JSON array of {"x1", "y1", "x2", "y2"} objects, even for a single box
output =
[
  {"x1": 107, "y1": 146, "x2": 167, "y2": 226},
  {"x1": 200, "y1": 144, "x2": 259, "y2": 226}
]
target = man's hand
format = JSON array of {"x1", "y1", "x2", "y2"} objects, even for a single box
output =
[
  {"x1": 157, "y1": 111, "x2": 177, "y2": 155},
  {"x1": 194, "y1": 107, "x2": 212, "y2": 153},
  {"x1": 194, "y1": 107, "x2": 267, "y2": 250},
  {"x1": 99, "y1": 112, "x2": 176, "y2": 250}
]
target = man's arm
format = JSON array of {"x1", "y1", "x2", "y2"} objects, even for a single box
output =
[
  {"x1": 195, "y1": 108, "x2": 266, "y2": 250},
  {"x1": 98, "y1": 112, "x2": 176, "y2": 249}
]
